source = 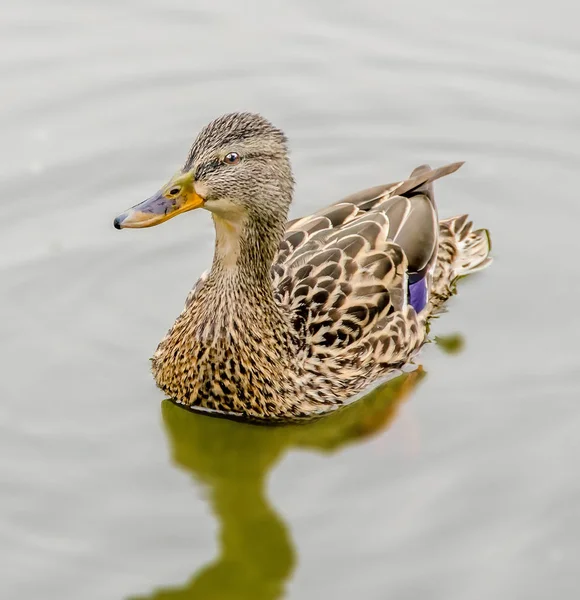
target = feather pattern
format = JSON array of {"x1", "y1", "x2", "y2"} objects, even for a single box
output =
[
  {"x1": 264, "y1": 161, "x2": 490, "y2": 408},
  {"x1": 156, "y1": 162, "x2": 491, "y2": 420},
  {"x1": 142, "y1": 113, "x2": 492, "y2": 421}
]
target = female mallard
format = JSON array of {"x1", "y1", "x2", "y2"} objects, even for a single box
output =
[{"x1": 114, "y1": 113, "x2": 491, "y2": 421}]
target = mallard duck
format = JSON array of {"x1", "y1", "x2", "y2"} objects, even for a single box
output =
[{"x1": 114, "y1": 112, "x2": 491, "y2": 421}]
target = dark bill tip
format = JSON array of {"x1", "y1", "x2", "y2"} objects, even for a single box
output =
[{"x1": 113, "y1": 214, "x2": 126, "y2": 230}]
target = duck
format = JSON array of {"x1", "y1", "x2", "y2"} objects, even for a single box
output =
[{"x1": 114, "y1": 112, "x2": 492, "y2": 421}]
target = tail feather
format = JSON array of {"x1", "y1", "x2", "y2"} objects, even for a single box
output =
[
  {"x1": 428, "y1": 215, "x2": 492, "y2": 315},
  {"x1": 453, "y1": 223, "x2": 493, "y2": 277}
]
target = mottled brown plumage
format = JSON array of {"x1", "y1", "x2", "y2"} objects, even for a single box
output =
[{"x1": 114, "y1": 113, "x2": 492, "y2": 421}]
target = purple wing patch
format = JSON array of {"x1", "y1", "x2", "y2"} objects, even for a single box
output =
[{"x1": 408, "y1": 275, "x2": 428, "y2": 313}]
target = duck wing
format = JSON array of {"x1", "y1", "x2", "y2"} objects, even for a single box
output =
[
  {"x1": 273, "y1": 162, "x2": 463, "y2": 370},
  {"x1": 284, "y1": 161, "x2": 462, "y2": 272}
]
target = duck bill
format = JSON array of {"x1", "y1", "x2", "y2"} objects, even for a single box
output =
[{"x1": 113, "y1": 188, "x2": 205, "y2": 229}]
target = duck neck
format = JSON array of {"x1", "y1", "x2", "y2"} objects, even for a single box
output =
[{"x1": 208, "y1": 207, "x2": 286, "y2": 299}]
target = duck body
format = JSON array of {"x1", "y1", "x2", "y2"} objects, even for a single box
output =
[{"x1": 115, "y1": 113, "x2": 492, "y2": 421}]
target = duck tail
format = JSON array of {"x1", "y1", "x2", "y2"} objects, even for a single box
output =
[{"x1": 428, "y1": 215, "x2": 492, "y2": 315}]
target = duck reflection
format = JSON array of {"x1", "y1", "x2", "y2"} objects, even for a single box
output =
[{"x1": 129, "y1": 365, "x2": 431, "y2": 600}]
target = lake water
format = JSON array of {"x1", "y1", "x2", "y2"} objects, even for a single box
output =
[{"x1": 2, "y1": 1, "x2": 579, "y2": 598}]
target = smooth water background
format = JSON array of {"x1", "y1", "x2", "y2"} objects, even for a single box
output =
[{"x1": 2, "y1": 1, "x2": 579, "y2": 598}]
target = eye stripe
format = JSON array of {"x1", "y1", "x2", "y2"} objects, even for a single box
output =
[
  {"x1": 195, "y1": 159, "x2": 221, "y2": 179},
  {"x1": 193, "y1": 151, "x2": 280, "y2": 180}
]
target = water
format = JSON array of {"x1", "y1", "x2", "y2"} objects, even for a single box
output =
[{"x1": 2, "y1": 1, "x2": 579, "y2": 598}]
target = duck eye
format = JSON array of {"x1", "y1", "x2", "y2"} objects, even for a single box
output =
[
  {"x1": 167, "y1": 187, "x2": 180, "y2": 196},
  {"x1": 223, "y1": 152, "x2": 240, "y2": 165}
]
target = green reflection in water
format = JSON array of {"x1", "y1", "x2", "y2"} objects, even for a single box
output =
[
  {"x1": 434, "y1": 333, "x2": 464, "y2": 355},
  {"x1": 129, "y1": 366, "x2": 429, "y2": 600}
]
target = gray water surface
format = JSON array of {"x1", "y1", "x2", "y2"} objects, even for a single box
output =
[{"x1": 2, "y1": 1, "x2": 580, "y2": 598}]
